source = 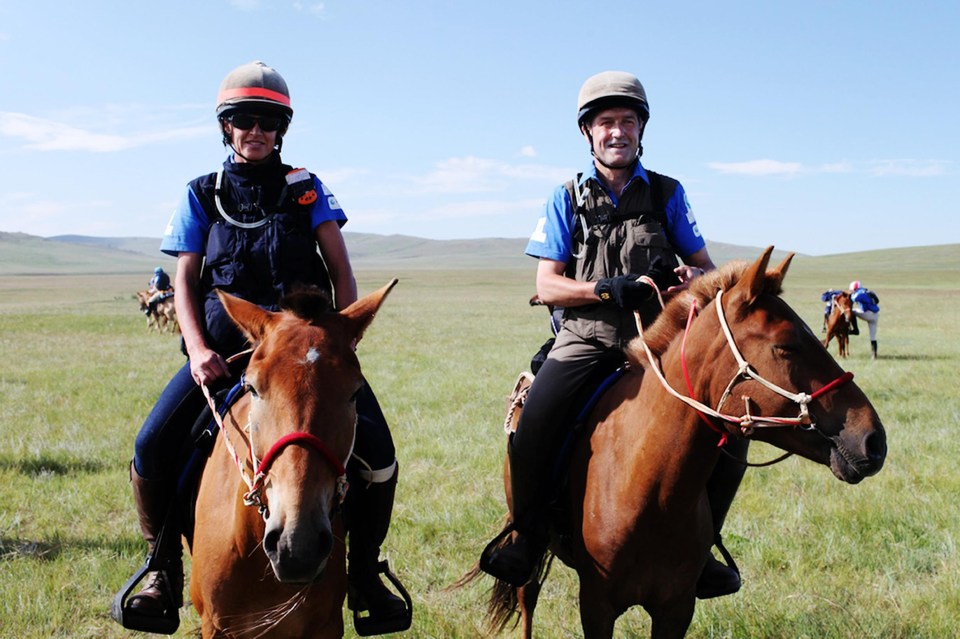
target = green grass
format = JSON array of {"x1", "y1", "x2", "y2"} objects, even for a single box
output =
[{"x1": 1, "y1": 251, "x2": 959, "y2": 638}]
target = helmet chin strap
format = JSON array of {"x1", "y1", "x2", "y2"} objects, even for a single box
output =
[
  {"x1": 591, "y1": 145, "x2": 642, "y2": 171},
  {"x1": 583, "y1": 125, "x2": 644, "y2": 171},
  {"x1": 222, "y1": 126, "x2": 284, "y2": 162}
]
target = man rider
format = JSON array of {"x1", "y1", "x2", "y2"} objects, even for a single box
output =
[{"x1": 480, "y1": 71, "x2": 745, "y2": 600}]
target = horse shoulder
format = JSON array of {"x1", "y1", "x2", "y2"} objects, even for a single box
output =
[{"x1": 576, "y1": 370, "x2": 661, "y2": 545}]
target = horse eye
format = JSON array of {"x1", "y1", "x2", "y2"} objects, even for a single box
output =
[
  {"x1": 244, "y1": 382, "x2": 259, "y2": 398},
  {"x1": 773, "y1": 344, "x2": 799, "y2": 356}
]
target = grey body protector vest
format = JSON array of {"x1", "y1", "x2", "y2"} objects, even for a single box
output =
[{"x1": 561, "y1": 170, "x2": 681, "y2": 349}]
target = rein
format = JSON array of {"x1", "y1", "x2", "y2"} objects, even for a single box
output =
[
  {"x1": 634, "y1": 286, "x2": 854, "y2": 458},
  {"x1": 199, "y1": 350, "x2": 350, "y2": 520}
]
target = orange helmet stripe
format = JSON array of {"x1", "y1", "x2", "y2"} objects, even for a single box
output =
[{"x1": 217, "y1": 87, "x2": 291, "y2": 106}]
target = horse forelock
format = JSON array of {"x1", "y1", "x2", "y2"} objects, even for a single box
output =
[
  {"x1": 627, "y1": 258, "x2": 787, "y2": 363},
  {"x1": 278, "y1": 286, "x2": 335, "y2": 323}
]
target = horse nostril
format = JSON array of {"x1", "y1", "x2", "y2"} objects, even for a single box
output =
[
  {"x1": 865, "y1": 430, "x2": 887, "y2": 463},
  {"x1": 263, "y1": 525, "x2": 281, "y2": 556}
]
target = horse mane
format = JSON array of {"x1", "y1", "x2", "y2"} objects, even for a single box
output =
[
  {"x1": 278, "y1": 285, "x2": 335, "y2": 322},
  {"x1": 627, "y1": 258, "x2": 786, "y2": 365}
]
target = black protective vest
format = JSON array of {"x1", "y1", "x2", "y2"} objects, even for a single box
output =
[
  {"x1": 562, "y1": 170, "x2": 681, "y2": 348},
  {"x1": 191, "y1": 155, "x2": 330, "y2": 355}
]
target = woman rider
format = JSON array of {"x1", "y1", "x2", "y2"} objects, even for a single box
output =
[{"x1": 122, "y1": 61, "x2": 409, "y2": 634}]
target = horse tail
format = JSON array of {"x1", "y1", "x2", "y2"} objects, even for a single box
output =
[{"x1": 448, "y1": 519, "x2": 554, "y2": 633}]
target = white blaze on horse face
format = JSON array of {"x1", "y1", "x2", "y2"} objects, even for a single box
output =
[{"x1": 304, "y1": 347, "x2": 321, "y2": 365}]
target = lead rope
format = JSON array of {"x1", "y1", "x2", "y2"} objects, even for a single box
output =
[{"x1": 198, "y1": 348, "x2": 272, "y2": 517}]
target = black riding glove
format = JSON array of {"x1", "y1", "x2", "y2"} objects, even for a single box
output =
[{"x1": 594, "y1": 274, "x2": 655, "y2": 310}]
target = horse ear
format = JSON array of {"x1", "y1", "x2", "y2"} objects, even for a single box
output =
[
  {"x1": 766, "y1": 251, "x2": 795, "y2": 292},
  {"x1": 217, "y1": 290, "x2": 278, "y2": 344},
  {"x1": 340, "y1": 279, "x2": 398, "y2": 342},
  {"x1": 732, "y1": 246, "x2": 775, "y2": 306}
]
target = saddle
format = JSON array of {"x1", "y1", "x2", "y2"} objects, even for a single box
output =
[{"x1": 505, "y1": 361, "x2": 627, "y2": 494}]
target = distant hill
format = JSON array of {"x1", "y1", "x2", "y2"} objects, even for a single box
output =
[
  {"x1": 2, "y1": 231, "x2": 957, "y2": 284},
  {"x1": 0, "y1": 232, "x2": 162, "y2": 276}
]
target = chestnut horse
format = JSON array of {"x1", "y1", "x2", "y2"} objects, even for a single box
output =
[
  {"x1": 190, "y1": 281, "x2": 396, "y2": 638},
  {"x1": 823, "y1": 290, "x2": 853, "y2": 358},
  {"x1": 470, "y1": 247, "x2": 886, "y2": 638},
  {"x1": 136, "y1": 289, "x2": 179, "y2": 334}
]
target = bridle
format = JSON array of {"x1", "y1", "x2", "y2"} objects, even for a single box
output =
[
  {"x1": 635, "y1": 284, "x2": 854, "y2": 456},
  {"x1": 200, "y1": 351, "x2": 352, "y2": 520}
]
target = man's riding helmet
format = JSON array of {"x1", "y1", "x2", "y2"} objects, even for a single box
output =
[
  {"x1": 216, "y1": 61, "x2": 293, "y2": 150},
  {"x1": 577, "y1": 71, "x2": 649, "y2": 129},
  {"x1": 849, "y1": 280, "x2": 861, "y2": 291},
  {"x1": 577, "y1": 71, "x2": 650, "y2": 163}
]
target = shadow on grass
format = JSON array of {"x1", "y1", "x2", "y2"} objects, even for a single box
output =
[
  {"x1": 0, "y1": 537, "x2": 62, "y2": 561},
  {"x1": 0, "y1": 534, "x2": 147, "y2": 562},
  {"x1": 871, "y1": 354, "x2": 954, "y2": 361},
  {"x1": 0, "y1": 454, "x2": 107, "y2": 476}
]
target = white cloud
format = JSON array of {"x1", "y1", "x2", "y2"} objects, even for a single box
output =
[
  {"x1": 414, "y1": 198, "x2": 546, "y2": 221},
  {"x1": 229, "y1": 0, "x2": 261, "y2": 10},
  {"x1": 519, "y1": 146, "x2": 537, "y2": 158},
  {"x1": 707, "y1": 157, "x2": 950, "y2": 178},
  {"x1": 408, "y1": 156, "x2": 570, "y2": 194},
  {"x1": 293, "y1": 2, "x2": 327, "y2": 16},
  {"x1": 867, "y1": 159, "x2": 951, "y2": 177},
  {"x1": 0, "y1": 112, "x2": 209, "y2": 152},
  {"x1": 707, "y1": 159, "x2": 804, "y2": 176}
]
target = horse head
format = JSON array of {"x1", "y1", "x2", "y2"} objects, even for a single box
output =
[
  {"x1": 217, "y1": 280, "x2": 397, "y2": 584},
  {"x1": 640, "y1": 247, "x2": 886, "y2": 484},
  {"x1": 716, "y1": 248, "x2": 886, "y2": 481},
  {"x1": 834, "y1": 290, "x2": 853, "y2": 322}
]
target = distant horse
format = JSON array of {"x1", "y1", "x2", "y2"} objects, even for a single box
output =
[
  {"x1": 465, "y1": 247, "x2": 886, "y2": 638},
  {"x1": 136, "y1": 289, "x2": 179, "y2": 334},
  {"x1": 189, "y1": 281, "x2": 397, "y2": 639},
  {"x1": 823, "y1": 291, "x2": 853, "y2": 358}
]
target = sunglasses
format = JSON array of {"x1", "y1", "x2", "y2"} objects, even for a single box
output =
[{"x1": 227, "y1": 113, "x2": 285, "y2": 132}]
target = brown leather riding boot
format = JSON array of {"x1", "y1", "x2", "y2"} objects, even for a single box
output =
[
  {"x1": 127, "y1": 462, "x2": 183, "y2": 614},
  {"x1": 347, "y1": 464, "x2": 411, "y2": 635},
  {"x1": 698, "y1": 443, "x2": 747, "y2": 599}
]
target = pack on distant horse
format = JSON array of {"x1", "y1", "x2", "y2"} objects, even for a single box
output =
[{"x1": 461, "y1": 248, "x2": 886, "y2": 639}]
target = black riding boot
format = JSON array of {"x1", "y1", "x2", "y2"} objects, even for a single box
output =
[
  {"x1": 127, "y1": 462, "x2": 183, "y2": 614},
  {"x1": 849, "y1": 314, "x2": 860, "y2": 335},
  {"x1": 697, "y1": 441, "x2": 747, "y2": 599},
  {"x1": 871, "y1": 340, "x2": 878, "y2": 359},
  {"x1": 347, "y1": 464, "x2": 411, "y2": 636},
  {"x1": 480, "y1": 436, "x2": 548, "y2": 586}
]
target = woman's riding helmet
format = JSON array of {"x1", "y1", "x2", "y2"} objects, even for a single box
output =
[
  {"x1": 849, "y1": 280, "x2": 861, "y2": 291},
  {"x1": 216, "y1": 61, "x2": 293, "y2": 148}
]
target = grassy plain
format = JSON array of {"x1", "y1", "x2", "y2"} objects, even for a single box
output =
[{"x1": 1, "y1": 246, "x2": 959, "y2": 638}]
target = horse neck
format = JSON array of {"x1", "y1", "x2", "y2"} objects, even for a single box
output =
[
  {"x1": 596, "y1": 359, "x2": 724, "y2": 504},
  {"x1": 637, "y1": 318, "x2": 738, "y2": 480}
]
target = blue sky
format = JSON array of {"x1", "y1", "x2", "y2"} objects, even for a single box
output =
[{"x1": 1, "y1": 0, "x2": 957, "y2": 256}]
